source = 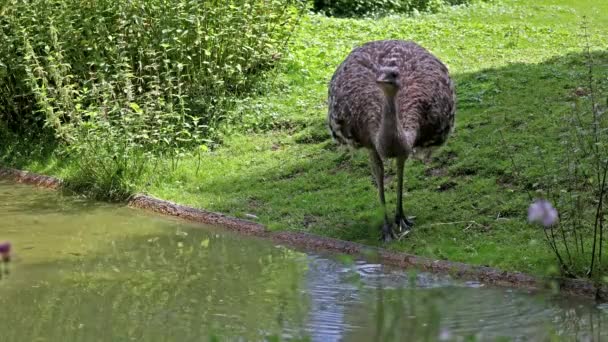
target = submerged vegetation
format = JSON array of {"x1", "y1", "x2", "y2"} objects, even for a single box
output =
[{"x1": 2, "y1": 0, "x2": 608, "y2": 281}]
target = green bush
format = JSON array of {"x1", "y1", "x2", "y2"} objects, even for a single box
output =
[
  {"x1": 0, "y1": 0, "x2": 305, "y2": 199},
  {"x1": 312, "y1": 0, "x2": 474, "y2": 17}
]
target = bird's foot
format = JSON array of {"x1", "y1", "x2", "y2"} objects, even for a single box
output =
[
  {"x1": 395, "y1": 215, "x2": 414, "y2": 240},
  {"x1": 380, "y1": 222, "x2": 397, "y2": 243}
]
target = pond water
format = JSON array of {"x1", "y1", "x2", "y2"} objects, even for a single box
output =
[{"x1": 0, "y1": 180, "x2": 607, "y2": 341}]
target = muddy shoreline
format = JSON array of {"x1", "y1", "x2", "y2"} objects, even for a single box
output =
[{"x1": 2, "y1": 166, "x2": 606, "y2": 301}]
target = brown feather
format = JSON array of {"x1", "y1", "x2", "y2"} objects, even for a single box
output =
[{"x1": 328, "y1": 40, "x2": 456, "y2": 158}]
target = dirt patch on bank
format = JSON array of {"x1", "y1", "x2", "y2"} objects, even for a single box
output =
[
  {"x1": 129, "y1": 194, "x2": 268, "y2": 236},
  {"x1": 0, "y1": 167, "x2": 63, "y2": 189}
]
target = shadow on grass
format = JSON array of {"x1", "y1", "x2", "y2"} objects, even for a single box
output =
[{"x1": 0, "y1": 130, "x2": 69, "y2": 175}]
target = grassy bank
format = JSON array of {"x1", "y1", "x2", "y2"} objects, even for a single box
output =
[{"x1": 3, "y1": 0, "x2": 608, "y2": 277}]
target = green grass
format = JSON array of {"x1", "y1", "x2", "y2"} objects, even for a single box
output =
[{"x1": 3, "y1": 0, "x2": 608, "y2": 277}]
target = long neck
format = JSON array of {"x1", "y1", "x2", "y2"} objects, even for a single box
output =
[
  {"x1": 377, "y1": 93, "x2": 416, "y2": 157},
  {"x1": 377, "y1": 93, "x2": 402, "y2": 155},
  {"x1": 381, "y1": 94, "x2": 398, "y2": 133}
]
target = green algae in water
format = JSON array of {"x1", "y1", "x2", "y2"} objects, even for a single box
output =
[
  {"x1": 0, "y1": 181, "x2": 310, "y2": 341},
  {"x1": 2, "y1": 180, "x2": 608, "y2": 341}
]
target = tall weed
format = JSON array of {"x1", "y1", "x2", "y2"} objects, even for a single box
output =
[{"x1": 520, "y1": 21, "x2": 608, "y2": 281}]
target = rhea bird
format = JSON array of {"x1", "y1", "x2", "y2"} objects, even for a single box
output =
[{"x1": 328, "y1": 40, "x2": 456, "y2": 242}]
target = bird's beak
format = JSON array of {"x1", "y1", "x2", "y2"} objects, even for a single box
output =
[{"x1": 376, "y1": 79, "x2": 400, "y2": 88}]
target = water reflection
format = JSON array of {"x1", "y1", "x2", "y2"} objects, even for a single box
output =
[
  {"x1": 1, "y1": 180, "x2": 608, "y2": 341},
  {"x1": 304, "y1": 257, "x2": 358, "y2": 341},
  {"x1": 300, "y1": 255, "x2": 608, "y2": 341}
]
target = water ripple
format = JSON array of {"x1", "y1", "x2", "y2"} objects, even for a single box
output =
[{"x1": 298, "y1": 255, "x2": 608, "y2": 341}]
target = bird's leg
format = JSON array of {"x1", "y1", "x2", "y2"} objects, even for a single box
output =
[
  {"x1": 369, "y1": 150, "x2": 395, "y2": 242},
  {"x1": 395, "y1": 156, "x2": 414, "y2": 238}
]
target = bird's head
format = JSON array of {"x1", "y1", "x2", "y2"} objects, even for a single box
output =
[{"x1": 376, "y1": 67, "x2": 401, "y2": 97}]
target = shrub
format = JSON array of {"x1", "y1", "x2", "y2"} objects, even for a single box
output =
[
  {"x1": 311, "y1": 0, "x2": 474, "y2": 17},
  {"x1": 0, "y1": 0, "x2": 306, "y2": 199}
]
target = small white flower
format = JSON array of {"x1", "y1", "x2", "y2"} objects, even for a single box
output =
[{"x1": 528, "y1": 199, "x2": 558, "y2": 227}]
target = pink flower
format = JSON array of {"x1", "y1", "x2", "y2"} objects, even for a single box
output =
[
  {"x1": 0, "y1": 241, "x2": 11, "y2": 262},
  {"x1": 0, "y1": 241, "x2": 10, "y2": 254},
  {"x1": 528, "y1": 200, "x2": 558, "y2": 227}
]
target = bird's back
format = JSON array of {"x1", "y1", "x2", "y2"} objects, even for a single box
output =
[{"x1": 328, "y1": 40, "x2": 455, "y2": 150}]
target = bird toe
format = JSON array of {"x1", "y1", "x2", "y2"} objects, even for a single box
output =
[{"x1": 395, "y1": 216, "x2": 414, "y2": 238}]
